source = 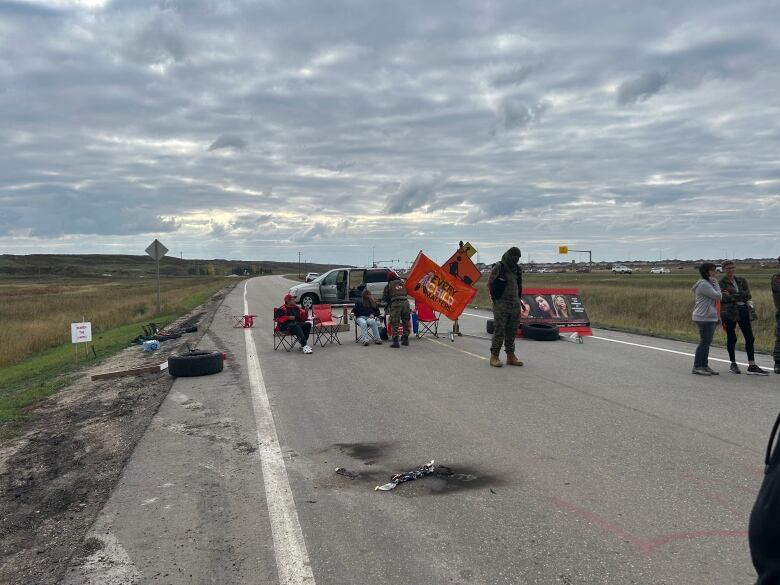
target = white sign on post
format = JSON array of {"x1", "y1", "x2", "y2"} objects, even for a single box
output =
[{"x1": 71, "y1": 322, "x2": 92, "y2": 343}]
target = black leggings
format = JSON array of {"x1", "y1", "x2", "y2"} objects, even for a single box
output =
[
  {"x1": 282, "y1": 321, "x2": 311, "y2": 346},
  {"x1": 724, "y1": 305, "x2": 755, "y2": 362}
]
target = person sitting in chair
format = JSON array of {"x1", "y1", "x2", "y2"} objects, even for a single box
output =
[
  {"x1": 352, "y1": 289, "x2": 383, "y2": 346},
  {"x1": 274, "y1": 294, "x2": 313, "y2": 354}
]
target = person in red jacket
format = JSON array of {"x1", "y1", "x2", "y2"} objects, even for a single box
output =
[{"x1": 275, "y1": 294, "x2": 313, "y2": 353}]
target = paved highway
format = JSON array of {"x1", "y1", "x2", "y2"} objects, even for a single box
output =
[{"x1": 67, "y1": 275, "x2": 778, "y2": 585}]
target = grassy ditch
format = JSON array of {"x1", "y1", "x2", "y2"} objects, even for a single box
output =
[
  {"x1": 471, "y1": 270, "x2": 778, "y2": 354},
  {"x1": 0, "y1": 276, "x2": 236, "y2": 428}
]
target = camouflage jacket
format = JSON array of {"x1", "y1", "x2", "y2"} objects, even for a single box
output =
[
  {"x1": 718, "y1": 275, "x2": 751, "y2": 322},
  {"x1": 772, "y1": 271, "x2": 780, "y2": 311}
]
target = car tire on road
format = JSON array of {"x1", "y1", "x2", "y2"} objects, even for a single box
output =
[
  {"x1": 486, "y1": 319, "x2": 495, "y2": 335},
  {"x1": 521, "y1": 323, "x2": 560, "y2": 341},
  {"x1": 168, "y1": 350, "x2": 224, "y2": 377},
  {"x1": 299, "y1": 293, "x2": 318, "y2": 310}
]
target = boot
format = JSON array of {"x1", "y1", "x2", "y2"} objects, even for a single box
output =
[
  {"x1": 506, "y1": 352, "x2": 524, "y2": 367},
  {"x1": 391, "y1": 336, "x2": 400, "y2": 348},
  {"x1": 401, "y1": 335, "x2": 409, "y2": 346},
  {"x1": 490, "y1": 353, "x2": 503, "y2": 367}
]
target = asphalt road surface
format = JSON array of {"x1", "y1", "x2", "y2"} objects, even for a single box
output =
[{"x1": 66, "y1": 275, "x2": 778, "y2": 585}]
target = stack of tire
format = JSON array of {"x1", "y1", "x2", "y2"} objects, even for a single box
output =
[
  {"x1": 486, "y1": 320, "x2": 559, "y2": 341},
  {"x1": 168, "y1": 350, "x2": 224, "y2": 377}
]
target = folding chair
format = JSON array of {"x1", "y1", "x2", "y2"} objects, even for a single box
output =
[
  {"x1": 353, "y1": 314, "x2": 381, "y2": 343},
  {"x1": 273, "y1": 313, "x2": 298, "y2": 352},
  {"x1": 415, "y1": 301, "x2": 439, "y2": 338},
  {"x1": 312, "y1": 304, "x2": 343, "y2": 346}
]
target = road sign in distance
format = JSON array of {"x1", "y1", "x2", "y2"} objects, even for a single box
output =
[
  {"x1": 559, "y1": 246, "x2": 569, "y2": 254},
  {"x1": 145, "y1": 239, "x2": 168, "y2": 261}
]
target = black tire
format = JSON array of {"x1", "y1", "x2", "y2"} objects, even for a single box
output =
[
  {"x1": 299, "y1": 293, "x2": 318, "y2": 310},
  {"x1": 486, "y1": 319, "x2": 495, "y2": 335},
  {"x1": 168, "y1": 350, "x2": 224, "y2": 377},
  {"x1": 521, "y1": 323, "x2": 560, "y2": 341}
]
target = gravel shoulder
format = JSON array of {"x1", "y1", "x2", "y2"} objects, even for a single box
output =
[{"x1": 0, "y1": 285, "x2": 235, "y2": 585}]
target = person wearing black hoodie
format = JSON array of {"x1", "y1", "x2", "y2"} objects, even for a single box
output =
[{"x1": 487, "y1": 247, "x2": 523, "y2": 368}]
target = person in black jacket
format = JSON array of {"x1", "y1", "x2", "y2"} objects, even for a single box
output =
[
  {"x1": 352, "y1": 289, "x2": 383, "y2": 346},
  {"x1": 719, "y1": 260, "x2": 768, "y2": 375},
  {"x1": 274, "y1": 294, "x2": 313, "y2": 353},
  {"x1": 750, "y1": 411, "x2": 780, "y2": 584}
]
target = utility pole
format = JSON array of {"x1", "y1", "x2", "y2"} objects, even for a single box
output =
[{"x1": 298, "y1": 251, "x2": 301, "y2": 278}]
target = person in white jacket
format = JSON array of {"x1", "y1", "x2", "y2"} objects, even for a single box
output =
[{"x1": 691, "y1": 262, "x2": 722, "y2": 376}]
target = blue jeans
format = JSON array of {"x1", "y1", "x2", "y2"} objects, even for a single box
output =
[
  {"x1": 356, "y1": 316, "x2": 380, "y2": 342},
  {"x1": 694, "y1": 321, "x2": 718, "y2": 368}
]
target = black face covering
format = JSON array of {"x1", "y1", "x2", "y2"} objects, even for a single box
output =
[{"x1": 501, "y1": 247, "x2": 521, "y2": 272}]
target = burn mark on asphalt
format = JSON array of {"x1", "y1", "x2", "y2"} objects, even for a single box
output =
[{"x1": 329, "y1": 442, "x2": 392, "y2": 464}]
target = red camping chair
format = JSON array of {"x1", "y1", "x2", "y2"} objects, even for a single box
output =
[
  {"x1": 312, "y1": 304, "x2": 343, "y2": 346},
  {"x1": 415, "y1": 301, "x2": 439, "y2": 338},
  {"x1": 273, "y1": 312, "x2": 298, "y2": 352}
]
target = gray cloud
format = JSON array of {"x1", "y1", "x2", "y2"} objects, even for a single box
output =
[
  {"x1": 384, "y1": 175, "x2": 448, "y2": 215},
  {"x1": 208, "y1": 135, "x2": 248, "y2": 152},
  {"x1": 491, "y1": 65, "x2": 535, "y2": 88},
  {"x1": 0, "y1": 1, "x2": 778, "y2": 263},
  {"x1": 617, "y1": 71, "x2": 670, "y2": 105},
  {"x1": 122, "y1": 7, "x2": 188, "y2": 67}
]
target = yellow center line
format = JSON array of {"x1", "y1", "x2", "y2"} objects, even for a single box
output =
[{"x1": 424, "y1": 336, "x2": 489, "y2": 361}]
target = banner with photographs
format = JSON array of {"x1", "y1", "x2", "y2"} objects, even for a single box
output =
[{"x1": 519, "y1": 287, "x2": 591, "y2": 334}]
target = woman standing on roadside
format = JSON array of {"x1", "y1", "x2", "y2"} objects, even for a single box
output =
[
  {"x1": 720, "y1": 260, "x2": 769, "y2": 375},
  {"x1": 692, "y1": 262, "x2": 722, "y2": 376}
]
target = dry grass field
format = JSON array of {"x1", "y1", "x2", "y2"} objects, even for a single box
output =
[{"x1": 0, "y1": 277, "x2": 233, "y2": 369}]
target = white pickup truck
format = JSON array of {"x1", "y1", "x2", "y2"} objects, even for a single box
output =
[{"x1": 611, "y1": 265, "x2": 633, "y2": 274}]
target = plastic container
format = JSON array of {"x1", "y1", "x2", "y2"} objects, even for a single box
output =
[{"x1": 143, "y1": 340, "x2": 160, "y2": 352}]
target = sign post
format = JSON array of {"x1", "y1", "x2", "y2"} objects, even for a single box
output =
[
  {"x1": 71, "y1": 320, "x2": 92, "y2": 360},
  {"x1": 145, "y1": 239, "x2": 168, "y2": 314},
  {"x1": 559, "y1": 246, "x2": 592, "y2": 272}
]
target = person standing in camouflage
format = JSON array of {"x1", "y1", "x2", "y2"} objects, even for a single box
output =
[
  {"x1": 382, "y1": 272, "x2": 411, "y2": 348},
  {"x1": 487, "y1": 247, "x2": 523, "y2": 367},
  {"x1": 772, "y1": 255, "x2": 780, "y2": 374}
]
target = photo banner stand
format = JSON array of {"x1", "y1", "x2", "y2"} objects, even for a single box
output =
[{"x1": 516, "y1": 287, "x2": 593, "y2": 338}]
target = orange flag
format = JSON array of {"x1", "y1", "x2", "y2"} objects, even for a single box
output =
[{"x1": 406, "y1": 252, "x2": 477, "y2": 321}]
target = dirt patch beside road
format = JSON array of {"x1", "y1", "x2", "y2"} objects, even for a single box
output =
[{"x1": 0, "y1": 285, "x2": 235, "y2": 585}]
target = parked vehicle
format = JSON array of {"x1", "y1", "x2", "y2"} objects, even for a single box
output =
[
  {"x1": 612, "y1": 265, "x2": 633, "y2": 274},
  {"x1": 305, "y1": 272, "x2": 319, "y2": 282},
  {"x1": 650, "y1": 266, "x2": 670, "y2": 274},
  {"x1": 289, "y1": 267, "x2": 396, "y2": 309},
  {"x1": 715, "y1": 264, "x2": 723, "y2": 273}
]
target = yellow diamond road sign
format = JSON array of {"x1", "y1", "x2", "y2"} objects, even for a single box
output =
[{"x1": 559, "y1": 246, "x2": 569, "y2": 254}]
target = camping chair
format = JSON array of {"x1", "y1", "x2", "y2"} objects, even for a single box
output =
[
  {"x1": 273, "y1": 312, "x2": 298, "y2": 352},
  {"x1": 312, "y1": 304, "x2": 343, "y2": 346},
  {"x1": 415, "y1": 301, "x2": 439, "y2": 338},
  {"x1": 353, "y1": 313, "x2": 381, "y2": 343}
]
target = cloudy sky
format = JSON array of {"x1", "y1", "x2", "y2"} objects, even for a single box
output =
[{"x1": 1, "y1": 0, "x2": 778, "y2": 267}]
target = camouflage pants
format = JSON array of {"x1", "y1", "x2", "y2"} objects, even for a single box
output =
[
  {"x1": 388, "y1": 300, "x2": 411, "y2": 337},
  {"x1": 491, "y1": 302, "x2": 519, "y2": 355},
  {"x1": 774, "y1": 311, "x2": 780, "y2": 365}
]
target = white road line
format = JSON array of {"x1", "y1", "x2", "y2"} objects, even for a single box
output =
[
  {"x1": 426, "y1": 337, "x2": 488, "y2": 361},
  {"x1": 243, "y1": 283, "x2": 316, "y2": 585},
  {"x1": 461, "y1": 312, "x2": 772, "y2": 369},
  {"x1": 462, "y1": 311, "x2": 489, "y2": 319},
  {"x1": 591, "y1": 335, "x2": 767, "y2": 368}
]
